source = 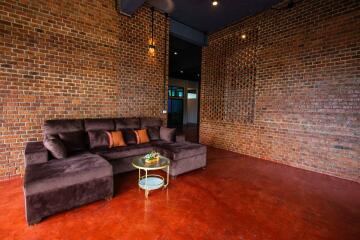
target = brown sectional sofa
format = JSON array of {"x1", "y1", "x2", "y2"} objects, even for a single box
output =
[{"x1": 23, "y1": 117, "x2": 206, "y2": 225}]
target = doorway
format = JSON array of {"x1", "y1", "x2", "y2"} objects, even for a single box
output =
[{"x1": 168, "y1": 35, "x2": 201, "y2": 142}]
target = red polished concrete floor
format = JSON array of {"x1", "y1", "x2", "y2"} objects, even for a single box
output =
[{"x1": 0, "y1": 147, "x2": 359, "y2": 240}]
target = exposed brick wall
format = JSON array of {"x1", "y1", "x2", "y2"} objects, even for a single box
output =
[
  {"x1": 0, "y1": 0, "x2": 168, "y2": 180},
  {"x1": 200, "y1": 0, "x2": 360, "y2": 182}
]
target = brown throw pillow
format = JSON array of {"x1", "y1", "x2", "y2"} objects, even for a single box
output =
[
  {"x1": 134, "y1": 129, "x2": 150, "y2": 144},
  {"x1": 160, "y1": 127, "x2": 176, "y2": 142},
  {"x1": 43, "y1": 137, "x2": 67, "y2": 159},
  {"x1": 58, "y1": 131, "x2": 87, "y2": 153},
  {"x1": 110, "y1": 131, "x2": 126, "y2": 147},
  {"x1": 147, "y1": 126, "x2": 160, "y2": 140},
  {"x1": 88, "y1": 130, "x2": 109, "y2": 149},
  {"x1": 123, "y1": 129, "x2": 137, "y2": 145}
]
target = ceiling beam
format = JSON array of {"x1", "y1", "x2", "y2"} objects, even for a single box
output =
[
  {"x1": 170, "y1": 19, "x2": 207, "y2": 47},
  {"x1": 116, "y1": 0, "x2": 146, "y2": 16}
]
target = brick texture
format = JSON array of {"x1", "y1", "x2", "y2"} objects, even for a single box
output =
[
  {"x1": 0, "y1": 0, "x2": 168, "y2": 180},
  {"x1": 200, "y1": 0, "x2": 360, "y2": 182}
]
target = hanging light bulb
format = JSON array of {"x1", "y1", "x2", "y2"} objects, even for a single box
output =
[
  {"x1": 149, "y1": 42, "x2": 155, "y2": 56},
  {"x1": 148, "y1": 7, "x2": 156, "y2": 56}
]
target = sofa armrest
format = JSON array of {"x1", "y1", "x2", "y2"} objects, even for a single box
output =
[
  {"x1": 175, "y1": 134, "x2": 186, "y2": 143},
  {"x1": 24, "y1": 141, "x2": 49, "y2": 168}
]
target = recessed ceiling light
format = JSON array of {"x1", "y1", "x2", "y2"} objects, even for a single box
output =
[
  {"x1": 174, "y1": 51, "x2": 178, "y2": 55},
  {"x1": 212, "y1": 1, "x2": 218, "y2": 6},
  {"x1": 241, "y1": 34, "x2": 246, "y2": 39}
]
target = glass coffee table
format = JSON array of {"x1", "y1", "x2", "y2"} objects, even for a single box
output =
[{"x1": 132, "y1": 156, "x2": 170, "y2": 198}]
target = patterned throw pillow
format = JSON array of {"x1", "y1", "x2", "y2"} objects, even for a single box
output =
[{"x1": 134, "y1": 129, "x2": 150, "y2": 144}]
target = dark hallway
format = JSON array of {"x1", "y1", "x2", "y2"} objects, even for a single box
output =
[{"x1": 168, "y1": 35, "x2": 201, "y2": 143}]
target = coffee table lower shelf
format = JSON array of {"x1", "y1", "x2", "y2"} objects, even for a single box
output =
[
  {"x1": 138, "y1": 174, "x2": 167, "y2": 198},
  {"x1": 138, "y1": 175, "x2": 164, "y2": 190}
]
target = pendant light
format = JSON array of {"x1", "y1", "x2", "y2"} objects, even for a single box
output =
[{"x1": 149, "y1": 7, "x2": 156, "y2": 56}]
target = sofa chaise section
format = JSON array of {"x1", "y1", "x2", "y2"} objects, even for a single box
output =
[
  {"x1": 24, "y1": 151, "x2": 113, "y2": 225},
  {"x1": 153, "y1": 141, "x2": 207, "y2": 176}
]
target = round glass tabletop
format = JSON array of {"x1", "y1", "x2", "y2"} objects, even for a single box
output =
[{"x1": 132, "y1": 156, "x2": 170, "y2": 170}]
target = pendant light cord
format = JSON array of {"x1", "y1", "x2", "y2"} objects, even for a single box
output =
[
  {"x1": 151, "y1": 7, "x2": 154, "y2": 45},
  {"x1": 163, "y1": 13, "x2": 168, "y2": 112}
]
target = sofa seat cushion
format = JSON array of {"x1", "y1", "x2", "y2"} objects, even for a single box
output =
[
  {"x1": 154, "y1": 141, "x2": 206, "y2": 161},
  {"x1": 24, "y1": 153, "x2": 112, "y2": 195},
  {"x1": 91, "y1": 143, "x2": 154, "y2": 161}
]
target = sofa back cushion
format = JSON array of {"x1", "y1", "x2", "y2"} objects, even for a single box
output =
[
  {"x1": 114, "y1": 118, "x2": 140, "y2": 130},
  {"x1": 84, "y1": 119, "x2": 115, "y2": 131},
  {"x1": 140, "y1": 118, "x2": 162, "y2": 129},
  {"x1": 44, "y1": 119, "x2": 84, "y2": 136},
  {"x1": 58, "y1": 131, "x2": 88, "y2": 153}
]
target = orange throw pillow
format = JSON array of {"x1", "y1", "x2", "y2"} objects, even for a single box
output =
[
  {"x1": 110, "y1": 131, "x2": 126, "y2": 147},
  {"x1": 134, "y1": 129, "x2": 150, "y2": 144}
]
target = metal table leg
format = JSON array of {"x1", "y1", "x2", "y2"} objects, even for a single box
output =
[
  {"x1": 164, "y1": 165, "x2": 170, "y2": 188},
  {"x1": 145, "y1": 169, "x2": 148, "y2": 199},
  {"x1": 138, "y1": 168, "x2": 141, "y2": 189}
]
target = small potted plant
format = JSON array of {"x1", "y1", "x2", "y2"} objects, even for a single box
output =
[{"x1": 144, "y1": 151, "x2": 160, "y2": 164}]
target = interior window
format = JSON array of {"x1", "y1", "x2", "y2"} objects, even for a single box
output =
[
  {"x1": 168, "y1": 86, "x2": 184, "y2": 98},
  {"x1": 187, "y1": 90, "x2": 197, "y2": 99}
]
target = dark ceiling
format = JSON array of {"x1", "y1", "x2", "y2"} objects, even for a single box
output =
[
  {"x1": 169, "y1": 35, "x2": 201, "y2": 81},
  {"x1": 167, "y1": 0, "x2": 280, "y2": 82},
  {"x1": 169, "y1": 0, "x2": 279, "y2": 33}
]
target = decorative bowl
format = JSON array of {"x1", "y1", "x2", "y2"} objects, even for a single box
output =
[{"x1": 144, "y1": 151, "x2": 160, "y2": 164}]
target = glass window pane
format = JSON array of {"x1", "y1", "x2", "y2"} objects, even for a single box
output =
[
  {"x1": 168, "y1": 86, "x2": 184, "y2": 98},
  {"x1": 188, "y1": 93, "x2": 197, "y2": 99}
]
